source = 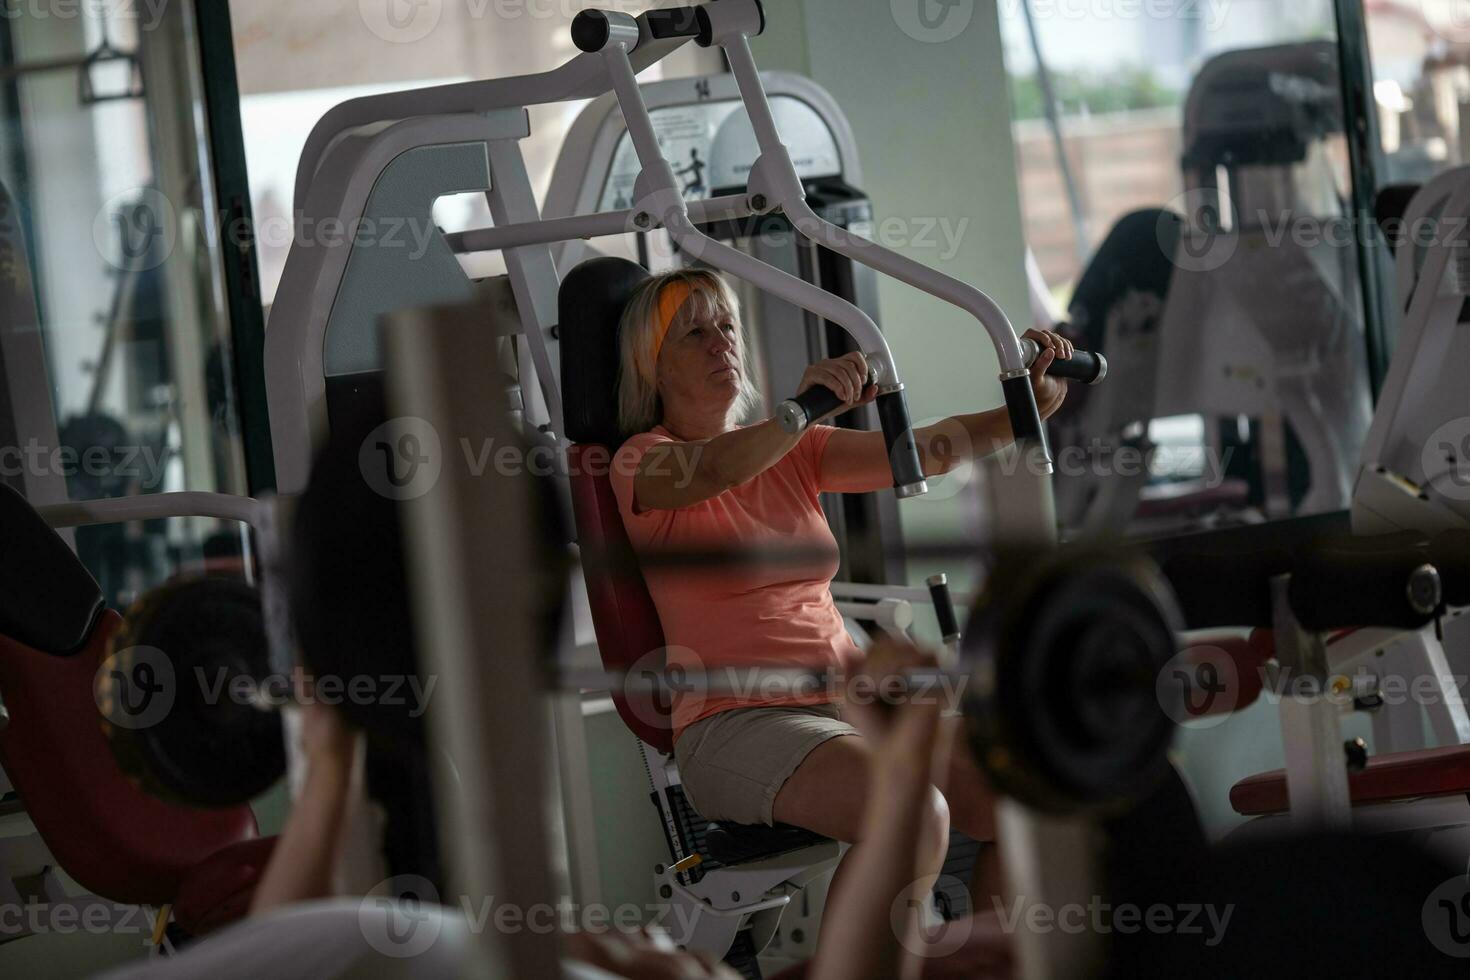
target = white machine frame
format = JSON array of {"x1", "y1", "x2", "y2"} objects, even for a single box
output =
[
  {"x1": 1233, "y1": 162, "x2": 1470, "y2": 836},
  {"x1": 259, "y1": 2, "x2": 1078, "y2": 976}
]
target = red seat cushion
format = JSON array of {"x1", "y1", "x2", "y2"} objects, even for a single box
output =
[
  {"x1": 1231, "y1": 744, "x2": 1470, "y2": 816},
  {"x1": 568, "y1": 444, "x2": 674, "y2": 754},
  {"x1": 0, "y1": 612, "x2": 260, "y2": 905},
  {"x1": 1173, "y1": 631, "x2": 1272, "y2": 717},
  {"x1": 173, "y1": 836, "x2": 277, "y2": 936}
]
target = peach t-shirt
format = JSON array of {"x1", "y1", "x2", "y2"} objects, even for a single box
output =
[{"x1": 611, "y1": 424, "x2": 862, "y2": 739}]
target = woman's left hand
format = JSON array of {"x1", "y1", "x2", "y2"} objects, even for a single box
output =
[{"x1": 1021, "y1": 328, "x2": 1070, "y2": 421}]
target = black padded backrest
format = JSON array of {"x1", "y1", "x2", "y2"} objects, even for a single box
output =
[
  {"x1": 1067, "y1": 208, "x2": 1181, "y2": 352},
  {"x1": 1374, "y1": 184, "x2": 1420, "y2": 254},
  {"x1": 0, "y1": 484, "x2": 104, "y2": 654},
  {"x1": 558, "y1": 256, "x2": 652, "y2": 447}
]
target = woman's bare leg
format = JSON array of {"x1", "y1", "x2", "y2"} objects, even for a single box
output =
[
  {"x1": 773, "y1": 723, "x2": 1003, "y2": 920},
  {"x1": 773, "y1": 735, "x2": 949, "y2": 978},
  {"x1": 938, "y1": 718, "x2": 1005, "y2": 903}
]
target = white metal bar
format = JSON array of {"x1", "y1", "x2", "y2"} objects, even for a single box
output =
[
  {"x1": 388, "y1": 307, "x2": 560, "y2": 979},
  {"x1": 446, "y1": 194, "x2": 754, "y2": 255},
  {"x1": 38, "y1": 492, "x2": 265, "y2": 529},
  {"x1": 994, "y1": 801, "x2": 1103, "y2": 979},
  {"x1": 1410, "y1": 629, "x2": 1470, "y2": 746},
  {"x1": 598, "y1": 42, "x2": 896, "y2": 376},
  {"x1": 1272, "y1": 577, "x2": 1352, "y2": 829},
  {"x1": 484, "y1": 140, "x2": 566, "y2": 441},
  {"x1": 828, "y1": 580, "x2": 978, "y2": 607},
  {"x1": 293, "y1": 34, "x2": 690, "y2": 211},
  {"x1": 722, "y1": 36, "x2": 1029, "y2": 377},
  {"x1": 550, "y1": 693, "x2": 604, "y2": 908},
  {"x1": 835, "y1": 597, "x2": 913, "y2": 632}
]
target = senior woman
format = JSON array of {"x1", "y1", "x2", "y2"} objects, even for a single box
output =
[{"x1": 609, "y1": 268, "x2": 1070, "y2": 900}]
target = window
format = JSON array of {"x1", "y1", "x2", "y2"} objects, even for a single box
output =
[
  {"x1": 1, "y1": 2, "x2": 251, "y2": 607},
  {"x1": 1001, "y1": 0, "x2": 1377, "y2": 536}
]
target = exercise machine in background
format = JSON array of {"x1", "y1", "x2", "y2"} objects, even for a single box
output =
[{"x1": 1050, "y1": 41, "x2": 1375, "y2": 539}]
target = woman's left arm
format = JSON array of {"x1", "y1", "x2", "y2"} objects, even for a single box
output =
[{"x1": 818, "y1": 329, "x2": 1071, "y2": 494}]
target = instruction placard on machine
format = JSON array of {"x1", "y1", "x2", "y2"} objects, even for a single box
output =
[{"x1": 598, "y1": 96, "x2": 842, "y2": 211}]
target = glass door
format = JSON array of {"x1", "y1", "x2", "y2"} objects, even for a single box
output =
[{"x1": 0, "y1": 0, "x2": 259, "y2": 608}]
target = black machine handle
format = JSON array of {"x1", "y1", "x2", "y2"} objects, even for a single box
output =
[
  {"x1": 1001, "y1": 373, "x2": 1051, "y2": 469},
  {"x1": 1288, "y1": 536, "x2": 1443, "y2": 632},
  {"x1": 774, "y1": 355, "x2": 880, "y2": 435},
  {"x1": 1165, "y1": 534, "x2": 1446, "y2": 632},
  {"x1": 647, "y1": 6, "x2": 710, "y2": 43},
  {"x1": 775, "y1": 341, "x2": 1104, "y2": 437},
  {"x1": 877, "y1": 390, "x2": 927, "y2": 498},
  {"x1": 769, "y1": 353, "x2": 924, "y2": 496},
  {"x1": 573, "y1": 4, "x2": 720, "y2": 52},
  {"x1": 1019, "y1": 337, "x2": 1107, "y2": 386},
  {"x1": 926, "y1": 573, "x2": 961, "y2": 643}
]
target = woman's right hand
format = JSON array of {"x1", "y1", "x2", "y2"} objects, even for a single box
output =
[
  {"x1": 296, "y1": 672, "x2": 360, "y2": 776},
  {"x1": 797, "y1": 352, "x2": 878, "y2": 422}
]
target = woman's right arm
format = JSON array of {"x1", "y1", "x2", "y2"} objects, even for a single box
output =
[
  {"x1": 631, "y1": 420, "x2": 801, "y2": 512},
  {"x1": 631, "y1": 353, "x2": 874, "y2": 513}
]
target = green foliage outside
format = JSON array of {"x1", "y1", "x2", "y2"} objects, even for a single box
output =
[{"x1": 1008, "y1": 67, "x2": 1179, "y2": 121}]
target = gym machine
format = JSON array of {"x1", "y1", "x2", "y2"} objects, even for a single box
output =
[
  {"x1": 544, "y1": 69, "x2": 907, "y2": 585},
  {"x1": 261, "y1": 2, "x2": 1121, "y2": 975},
  {"x1": 1158, "y1": 163, "x2": 1470, "y2": 851},
  {"x1": 1050, "y1": 41, "x2": 1375, "y2": 538}
]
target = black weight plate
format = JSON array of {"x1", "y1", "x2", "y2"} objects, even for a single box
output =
[
  {"x1": 961, "y1": 548, "x2": 1183, "y2": 815},
  {"x1": 102, "y1": 577, "x2": 285, "y2": 808}
]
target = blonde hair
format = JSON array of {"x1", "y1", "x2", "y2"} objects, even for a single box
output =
[{"x1": 617, "y1": 269, "x2": 760, "y2": 435}]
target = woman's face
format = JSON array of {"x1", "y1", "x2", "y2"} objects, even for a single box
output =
[{"x1": 656, "y1": 300, "x2": 742, "y2": 417}]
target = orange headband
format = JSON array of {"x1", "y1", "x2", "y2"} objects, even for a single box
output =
[{"x1": 650, "y1": 280, "x2": 695, "y2": 369}]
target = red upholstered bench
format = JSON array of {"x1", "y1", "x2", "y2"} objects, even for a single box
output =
[
  {"x1": 173, "y1": 836, "x2": 279, "y2": 935},
  {"x1": 0, "y1": 483, "x2": 273, "y2": 937},
  {"x1": 1231, "y1": 744, "x2": 1470, "y2": 816}
]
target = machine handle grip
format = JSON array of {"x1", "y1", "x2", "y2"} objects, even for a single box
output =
[
  {"x1": 1019, "y1": 337, "x2": 1107, "y2": 386},
  {"x1": 774, "y1": 356, "x2": 878, "y2": 435},
  {"x1": 773, "y1": 370, "x2": 926, "y2": 495},
  {"x1": 1289, "y1": 537, "x2": 1443, "y2": 631},
  {"x1": 1001, "y1": 374, "x2": 1052, "y2": 469},
  {"x1": 646, "y1": 6, "x2": 710, "y2": 43},
  {"x1": 926, "y1": 573, "x2": 961, "y2": 643},
  {"x1": 572, "y1": 5, "x2": 715, "y2": 52},
  {"x1": 878, "y1": 390, "x2": 927, "y2": 498}
]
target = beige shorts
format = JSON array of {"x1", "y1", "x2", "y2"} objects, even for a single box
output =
[{"x1": 673, "y1": 701, "x2": 858, "y2": 827}]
